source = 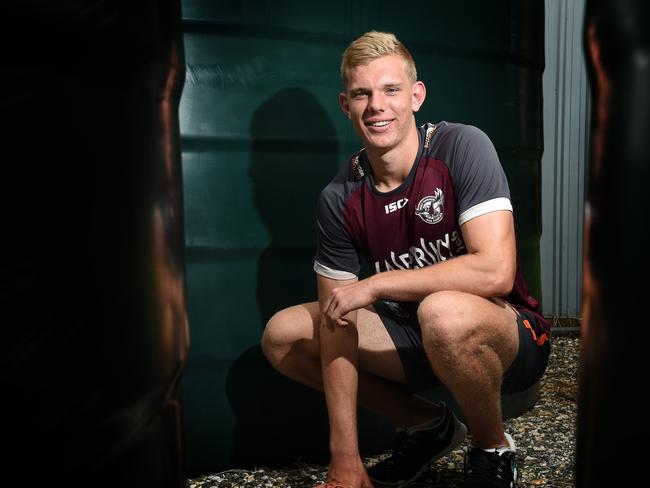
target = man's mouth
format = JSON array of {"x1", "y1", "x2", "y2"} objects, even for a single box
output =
[{"x1": 366, "y1": 120, "x2": 393, "y2": 127}]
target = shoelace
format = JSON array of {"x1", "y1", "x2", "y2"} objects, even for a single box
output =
[{"x1": 464, "y1": 448, "x2": 514, "y2": 487}]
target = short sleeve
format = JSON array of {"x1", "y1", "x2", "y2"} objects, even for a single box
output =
[
  {"x1": 443, "y1": 125, "x2": 512, "y2": 225},
  {"x1": 314, "y1": 185, "x2": 360, "y2": 280}
]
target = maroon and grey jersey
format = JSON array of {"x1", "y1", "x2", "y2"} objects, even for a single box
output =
[{"x1": 314, "y1": 121, "x2": 547, "y2": 329}]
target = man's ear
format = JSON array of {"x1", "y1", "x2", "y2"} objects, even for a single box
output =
[
  {"x1": 339, "y1": 92, "x2": 351, "y2": 118},
  {"x1": 412, "y1": 81, "x2": 426, "y2": 113}
]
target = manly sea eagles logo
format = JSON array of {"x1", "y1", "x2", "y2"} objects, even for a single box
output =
[{"x1": 415, "y1": 188, "x2": 444, "y2": 224}]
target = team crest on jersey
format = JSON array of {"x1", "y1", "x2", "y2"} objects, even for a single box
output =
[{"x1": 415, "y1": 188, "x2": 444, "y2": 224}]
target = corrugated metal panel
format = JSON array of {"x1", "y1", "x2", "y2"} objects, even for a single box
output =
[{"x1": 540, "y1": 0, "x2": 590, "y2": 319}]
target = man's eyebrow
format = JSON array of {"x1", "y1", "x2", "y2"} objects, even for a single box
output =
[
  {"x1": 349, "y1": 81, "x2": 404, "y2": 93},
  {"x1": 348, "y1": 87, "x2": 370, "y2": 94}
]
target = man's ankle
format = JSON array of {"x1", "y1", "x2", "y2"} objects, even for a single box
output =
[{"x1": 470, "y1": 432, "x2": 515, "y2": 451}]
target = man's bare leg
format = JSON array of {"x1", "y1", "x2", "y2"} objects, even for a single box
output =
[
  {"x1": 262, "y1": 304, "x2": 443, "y2": 487},
  {"x1": 262, "y1": 303, "x2": 443, "y2": 425},
  {"x1": 417, "y1": 290, "x2": 520, "y2": 448}
]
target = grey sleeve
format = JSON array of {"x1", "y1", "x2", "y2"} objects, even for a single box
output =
[
  {"x1": 313, "y1": 185, "x2": 360, "y2": 280},
  {"x1": 443, "y1": 125, "x2": 512, "y2": 225}
]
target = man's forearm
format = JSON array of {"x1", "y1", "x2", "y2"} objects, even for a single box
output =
[
  {"x1": 367, "y1": 252, "x2": 515, "y2": 303},
  {"x1": 319, "y1": 310, "x2": 361, "y2": 457}
]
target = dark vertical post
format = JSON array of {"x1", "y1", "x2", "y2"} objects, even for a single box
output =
[
  {"x1": 578, "y1": 1, "x2": 650, "y2": 486},
  {"x1": 1, "y1": 1, "x2": 188, "y2": 486}
]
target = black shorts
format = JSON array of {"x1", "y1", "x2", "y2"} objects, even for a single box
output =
[{"x1": 374, "y1": 300, "x2": 551, "y2": 394}]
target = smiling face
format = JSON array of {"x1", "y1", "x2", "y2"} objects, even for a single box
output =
[{"x1": 339, "y1": 54, "x2": 426, "y2": 155}]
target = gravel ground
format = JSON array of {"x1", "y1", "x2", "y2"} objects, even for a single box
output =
[{"x1": 189, "y1": 335, "x2": 579, "y2": 488}]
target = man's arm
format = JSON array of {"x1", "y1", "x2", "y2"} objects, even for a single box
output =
[
  {"x1": 324, "y1": 209, "x2": 516, "y2": 322},
  {"x1": 317, "y1": 273, "x2": 363, "y2": 467}
]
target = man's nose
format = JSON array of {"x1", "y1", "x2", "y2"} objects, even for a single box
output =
[{"x1": 367, "y1": 91, "x2": 387, "y2": 113}]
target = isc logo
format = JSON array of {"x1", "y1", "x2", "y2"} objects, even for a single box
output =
[{"x1": 384, "y1": 198, "x2": 409, "y2": 214}]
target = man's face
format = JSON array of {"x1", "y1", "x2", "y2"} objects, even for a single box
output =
[{"x1": 339, "y1": 54, "x2": 425, "y2": 153}]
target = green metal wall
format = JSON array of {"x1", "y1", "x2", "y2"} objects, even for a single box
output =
[{"x1": 179, "y1": 0, "x2": 544, "y2": 475}]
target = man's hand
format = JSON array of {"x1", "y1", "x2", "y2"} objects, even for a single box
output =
[{"x1": 323, "y1": 278, "x2": 377, "y2": 328}]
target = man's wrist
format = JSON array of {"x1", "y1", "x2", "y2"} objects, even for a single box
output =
[{"x1": 366, "y1": 272, "x2": 383, "y2": 302}]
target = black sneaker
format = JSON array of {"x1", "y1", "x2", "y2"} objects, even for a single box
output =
[
  {"x1": 368, "y1": 402, "x2": 467, "y2": 486},
  {"x1": 463, "y1": 432, "x2": 517, "y2": 488}
]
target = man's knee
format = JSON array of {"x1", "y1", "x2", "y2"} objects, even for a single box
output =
[
  {"x1": 261, "y1": 304, "x2": 318, "y2": 370},
  {"x1": 417, "y1": 291, "x2": 518, "y2": 372},
  {"x1": 261, "y1": 310, "x2": 289, "y2": 368},
  {"x1": 417, "y1": 291, "x2": 470, "y2": 351}
]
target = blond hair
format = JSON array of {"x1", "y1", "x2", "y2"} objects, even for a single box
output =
[{"x1": 340, "y1": 31, "x2": 417, "y2": 88}]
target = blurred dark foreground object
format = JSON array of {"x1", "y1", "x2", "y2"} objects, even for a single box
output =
[
  {"x1": 578, "y1": 0, "x2": 650, "y2": 486},
  {"x1": 1, "y1": 1, "x2": 188, "y2": 486}
]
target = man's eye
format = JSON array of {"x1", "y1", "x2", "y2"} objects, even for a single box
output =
[
  {"x1": 352, "y1": 92, "x2": 367, "y2": 99},
  {"x1": 387, "y1": 87, "x2": 399, "y2": 94}
]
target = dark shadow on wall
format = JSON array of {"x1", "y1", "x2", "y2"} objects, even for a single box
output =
[
  {"x1": 225, "y1": 88, "x2": 339, "y2": 468},
  {"x1": 250, "y1": 88, "x2": 340, "y2": 322}
]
